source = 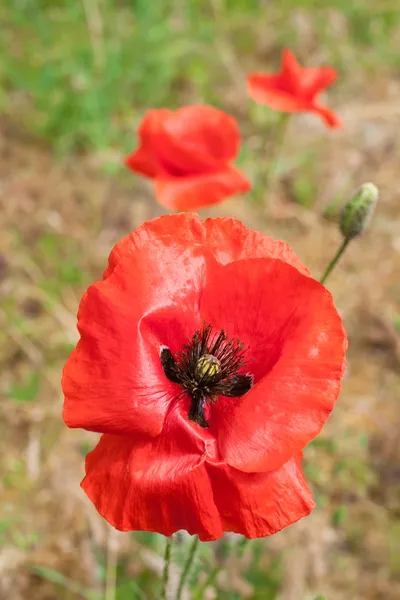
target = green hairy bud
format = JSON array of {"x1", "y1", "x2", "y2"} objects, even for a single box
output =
[{"x1": 340, "y1": 182, "x2": 379, "y2": 240}]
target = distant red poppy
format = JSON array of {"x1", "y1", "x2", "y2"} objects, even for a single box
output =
[
  {"x1": 62, "y1": 214, "x2": 347, "y2": 541},
  {"x1": 125, "y1": 105, "x2": 250, "y2": 210},
  {"x1": 247, "y1": 49, "x2": 342, "y2": 128}
]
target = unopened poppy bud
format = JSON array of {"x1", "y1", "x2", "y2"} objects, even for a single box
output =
[
  {"x1": 340, "y1": 182, "x2": 378, "y2": 241},
  {"x1": 195, "y1": 354, "x2": 221, "y2": 379}
]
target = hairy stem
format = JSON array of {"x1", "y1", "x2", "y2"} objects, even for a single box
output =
[
  {"x1": 176, "y1": 536, "x2": 200, "y2": 600},
  {"x1": 162, "y1": 536, "x2": 173, "y2": 600},
  {"x1": 320, "y1": 238, "x2": 351, "y2": 284}
]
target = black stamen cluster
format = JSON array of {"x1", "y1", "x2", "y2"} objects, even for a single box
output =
[{"x1": 160, "y1": 323, "x2": 253, "y2": 428}]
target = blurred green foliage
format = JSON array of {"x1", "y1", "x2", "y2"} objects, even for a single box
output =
[
  {"x1": 9, "y1": 371, "x2": 41, "y2": 403},
  {"x1": 1, "y1": 0, "x2": 400, "y2": 158},
  {"x1": 30, "y1": 566, "x2": 100, "y2": 600}
]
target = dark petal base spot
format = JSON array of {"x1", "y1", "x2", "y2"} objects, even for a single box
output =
[
  {"x1": 188, "y1": 391, "x2": 209, "y2": 428},
  {"x1": 221, "y1": 374, "x2": 253, "y2": 397},
  {"x1": 160, "y1": 347, "x2": 181, "y2": 383}
]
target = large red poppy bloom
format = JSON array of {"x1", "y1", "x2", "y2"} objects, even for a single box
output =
[
  {"x1": 125, "y1": 105, "x2": 250, "y2": 211},
  {"x1": 247, "y1": 49, "x2": 342, "y2": 128},
  {"x1": 62, "y1": 214, "x2": 347, "y2": 541}
]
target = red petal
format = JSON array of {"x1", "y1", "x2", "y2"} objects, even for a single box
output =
[
  {"x1": 200, "y1": 217, "x2": 311, "y2": 274},
  {"x1": 281, "y1": 49, "x2": 301, "y2": 76},
  {"x1": 281, "y1": 50, "x2": 338, "y2": 101},
  {"x1": 247, "y1": 75, "x2": 342, "y2": 127},
  {"x1": 281, "y1": 48, "x2": 303, "y2": 93},
  {"x1": 82, "y1": 402, "x2": 313, "y2": 540},
  {"x1": 104, "y1": 214, "x2": 311, "y2": 279},
  {"x1": 103, "y1": 214, "x2": 205, "y2": 280},
  {"x1": 312, "y1": 102, "x2": 343, "y2": 128},
  {"x1": 125, "y1": 109, "x2": 172, "y2": 178},
  {"x1": 62, "y1": 237, "x2": 217, "y2": 437},
  {"x1": 206, "y1": 456, "x2": 315, "y2": 538},
  {"x1": 200, "y1": 258, "x2": 347, "y2": 472},
  {"x1": 301, "y1": 67, "x2": 338, "y2": 99},
  {"x1": 81, "y1": 403, "x2": 224, "y2": 541},
  {"x1": 153, "y1": 166, "x2": 251, "y2": 211},
  {"x1": 154, "y1": 105, "x2": 241, "y2": 175},
  {"x1": 248, "y1": 49, "x2": 340, "y2": 126},
  {"x1": 247, "y1": 74, "x2": 308, "y2": 112}
]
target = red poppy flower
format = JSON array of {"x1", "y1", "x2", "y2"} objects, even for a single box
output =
[
  {"x1": 125, "y1": 105, "x2": 251, "y2": 210},
  {"x1": 62, "y1": 214, "x2": 347, "y2": 541},
  {"x1": 247, "y1": 49, "x2": 342, "y2": 128}
]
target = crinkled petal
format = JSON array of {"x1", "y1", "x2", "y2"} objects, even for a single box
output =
[
  {"x1": 199, "y1": 258, "x2": 347, "y2": 473},
  {"x1": 200, "y1": 218, "x2": 310, "y2": 274},
  {"x1": 206, "y1": 456, "x2": 315, "y2": 538},
  {"x1": 62, "y1": 238, "x2": 217, "y2": 437},
  {"x1": 82, "y1": 403, "x2": 224, "y2": 540},
  {"x1": 104, "y1": 214, "x2": 311, "y2": 278},
  {"x1": 153, "y1": 166, "x2": 251, "y2": 211},
  {"x1": 125, "y1": 109, "x2": 172, "y2": 178},
  {"x1": 82, "y1": 402, "x2": 313, "y2": 540}
]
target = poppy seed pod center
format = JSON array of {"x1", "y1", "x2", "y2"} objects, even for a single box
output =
[
  {"x1": 160, "y1": 323, "x2": 253, "y2": 428},
  {"x1": 195, "y1": 354, "x2": 221, "y2": 379}
]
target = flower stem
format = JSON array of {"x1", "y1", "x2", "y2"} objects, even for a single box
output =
[
  {"x1": 255, "y1": 112, "x2": 290, "y2": 203},
  {"x1": 162, "y1": 536, "x2": 173, "y2": 600},
  {"x1": 176, "y1": 536, "x2": 200, "y2": 600},
  {"x1": 320, "y1": 238, "x2": 351, "y2": 284}
]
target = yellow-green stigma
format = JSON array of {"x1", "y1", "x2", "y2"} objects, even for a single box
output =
[{"x1": 195, "y1": 354, "x2": 221, "y2": 380}]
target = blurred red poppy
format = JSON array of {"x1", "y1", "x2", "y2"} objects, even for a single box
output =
[
  {"x1": 62, "y1": 214, "x2": 347, "y2": 541},
  {"x1": 247, "y1": 49, "x2": 342, "y2": 128},
  {"x1": 125, "y1": 105, "x2": 250, "y2": 210}
]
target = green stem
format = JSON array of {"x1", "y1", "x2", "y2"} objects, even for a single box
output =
[
  {"x1": 255, "y1": 112, "x2": 290, "y2": 202},
  {"x1": 176, "y1": 536, "x2": 200, "y2": 600},
  {"x1": 195, "y1": 535, "x2": 237, "y2": 599},
  {"x1": 161, "y1": 536, "x2": 173, "y2": 600},
  {"x1": 320, "y1": 238, "x2": 351, "y2": 284}
]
